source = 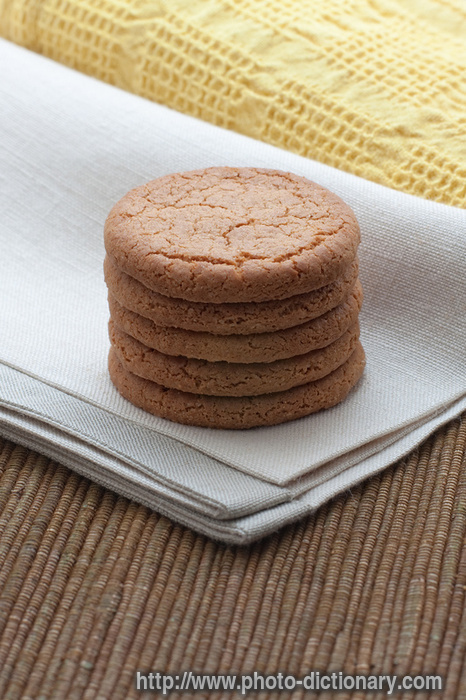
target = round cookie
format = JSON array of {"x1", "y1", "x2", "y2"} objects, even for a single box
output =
[
  {"x1": 108, "y1": 281, "x2": 363, "y2": 363},
  {"x1": 104, "y1": 167, "x2": 360, "y2": 303},
  {"x1": 109, "y1": 319, "x2": 360, "y2": 396},
  {"x1": 104, "y1": 256, "x2": 359, "y2": 335},
  {"x1": 108, "y1": 343, "x2": 366, "y2": 429}
]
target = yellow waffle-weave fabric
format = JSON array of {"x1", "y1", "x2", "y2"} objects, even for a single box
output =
[{"x1": 1, "y1": 0, "x2": 465, "y2": 207}]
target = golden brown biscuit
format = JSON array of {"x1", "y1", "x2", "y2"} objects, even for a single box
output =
[
  {"x1": 108, "y1": 343, "x2": 366, "y2": 429},
  {"x1": 104, "y1": 167, "x2": 360, "y2": 303},
  {"x1": 108, "y1": 281, "x2": 362, "y2": 363},
  {"x1": 109, "y1": 319, "x2": 360, "y2": 396},
  {"x1": 104, "y1": 256, "x2": 359, "y2": 335}
]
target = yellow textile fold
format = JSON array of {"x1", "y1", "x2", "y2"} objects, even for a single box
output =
[{"x1": 1, "y1": 0, "x2": 465, "y2": 207}]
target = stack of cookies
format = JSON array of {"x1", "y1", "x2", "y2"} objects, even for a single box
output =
[{"x1": 104, "y1": 167, "x2": 365, "y2": 429}]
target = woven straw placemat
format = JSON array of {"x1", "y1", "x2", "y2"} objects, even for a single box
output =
[{"x1": 0, "y1": 417, "x2": 465, "y2": 699}]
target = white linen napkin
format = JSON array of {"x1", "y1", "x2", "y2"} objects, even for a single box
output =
[{"x1": 1, "y1": 40, "x2": 465, "y2": 543}]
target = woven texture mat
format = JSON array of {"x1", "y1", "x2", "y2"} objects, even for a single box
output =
[{"x1": 1, "y1": 418, "x2": 465, "y2": 698}]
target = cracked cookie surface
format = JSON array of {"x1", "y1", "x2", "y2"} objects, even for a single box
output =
[
  {"x1": 104, "y1": 256, "x2": 359, "y2": 335},
  {"x1": 109, "y1": 319, "x2": 360, "y2": 396},
  {"x1": 104, "y1": 167, "x2": 360, "y2": 303},
  {"x1": 108, "y1": 343, "x2": 365, "y2": 429},
  {"x1": 108, "y1": 281, "x2": 362, "y2": 363}
]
